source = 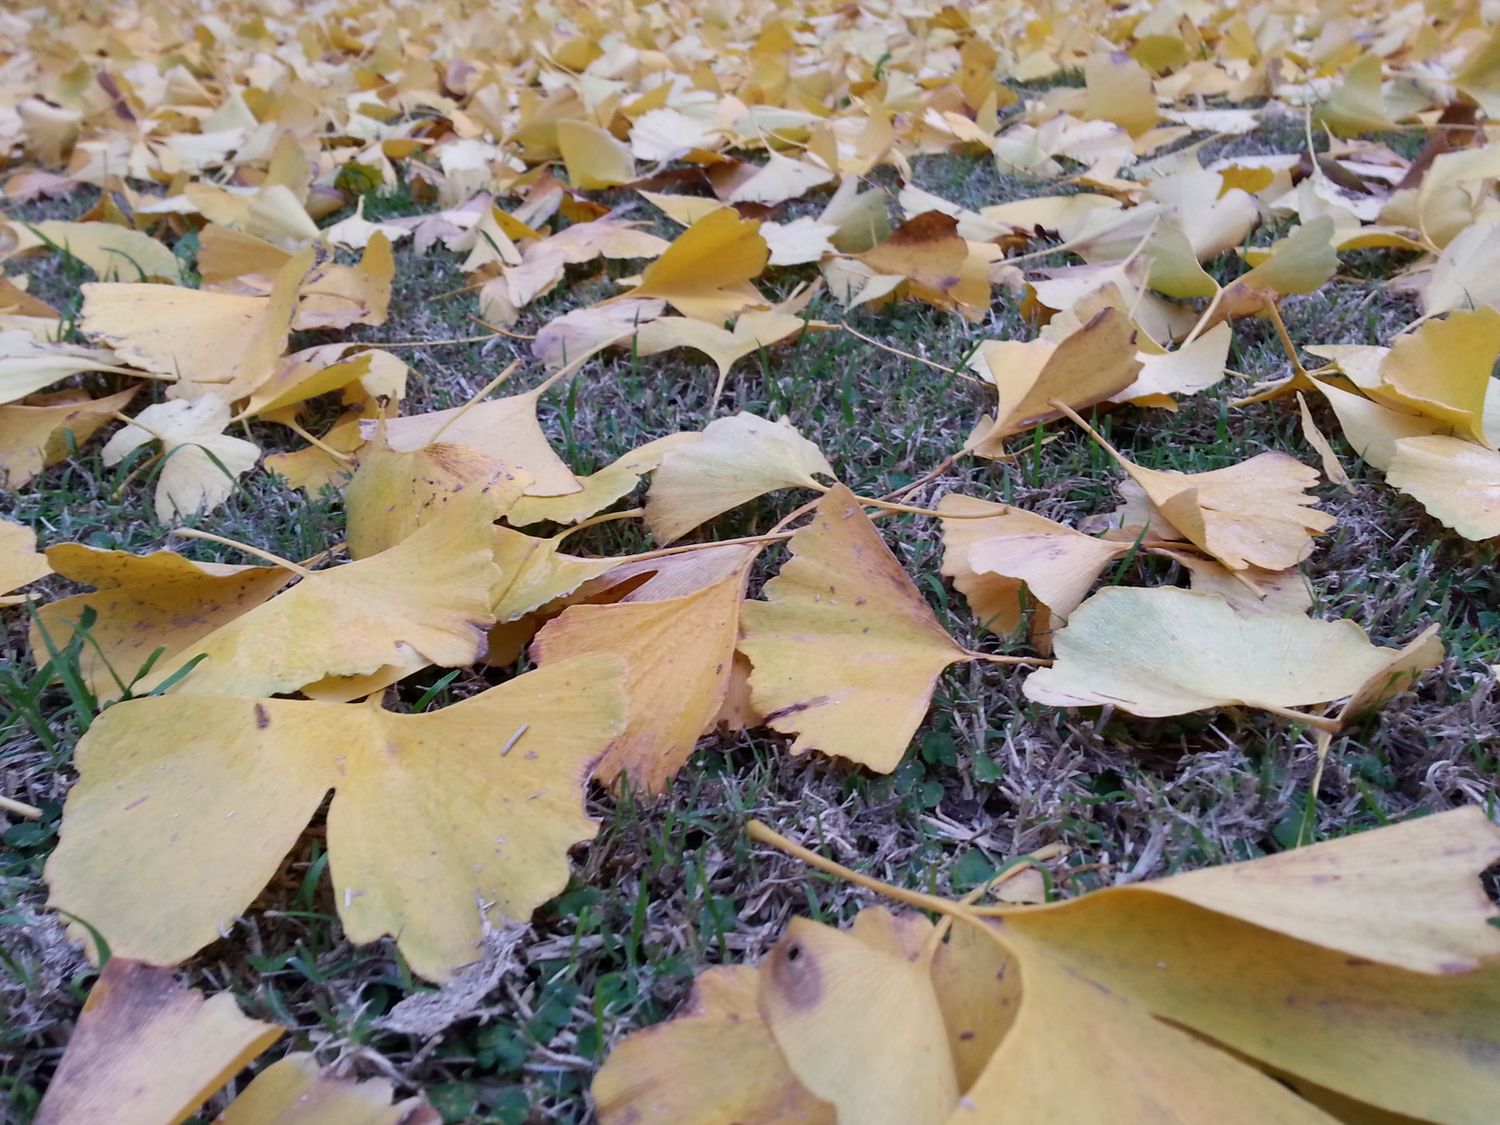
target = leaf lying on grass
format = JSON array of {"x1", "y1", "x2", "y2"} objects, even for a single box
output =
[
  {"x1": 45, "y1": 654, "x2": 624, "y2": 981},
  {"x1": 595, "y1": 809, "x2": 1500, "y2": 1124}
]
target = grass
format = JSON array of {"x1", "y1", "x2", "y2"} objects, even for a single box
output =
[{"x1": 3, "y1": 128, "x2": 1499, "y2": 1123}]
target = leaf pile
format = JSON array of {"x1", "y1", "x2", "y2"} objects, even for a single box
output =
[{"x1": 2, "y1": 0, "x2": 1499, "y2": 1118}]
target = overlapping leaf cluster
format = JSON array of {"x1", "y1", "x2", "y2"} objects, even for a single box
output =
[{"x1": 3, "y1": 0, "x2": 1499, "y2": 1119}]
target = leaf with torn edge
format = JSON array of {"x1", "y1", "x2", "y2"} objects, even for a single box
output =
[
  {"x1": 532, "y1": 544, "x2": 755, "y2": 793},
  {"x1": 45, "y1": 655, "x2": 625, "y2": 982}
]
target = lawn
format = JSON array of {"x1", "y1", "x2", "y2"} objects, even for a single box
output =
[{"x1": 2, "y1": 3, "x2": 1499, "y2": 1122}]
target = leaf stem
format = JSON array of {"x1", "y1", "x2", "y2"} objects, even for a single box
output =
[
  {"x1": 0, "y1": 794, "x2": 41, "y2": 820},
  {"x1": 170, "y1": 529, "x2": 318, "y2": 579}
]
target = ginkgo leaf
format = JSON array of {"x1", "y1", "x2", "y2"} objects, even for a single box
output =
[
  {"x1": 593, "y1": 965, "x2": 834, "y2": 1125},
  {"x1": 984, "y1": 810, "x2": 1500, "y2": 1122},
  {"x1": 644, "y1": 412, "x2": 834, "y2": 542},
  {"x1": 966, "y1": 308, "x2": 1142, "y2": 456},
  {"x1": 80, "y1": 249, "x2": 312, "y2": 401},
  {"x1": 759, "y1": 915, "x2": 959, "y2": 1125},
  {"x1": 364, "y1": 385, "x2": 581, "y2": 496},
  {"x1": 1386, "y1": 435, "x2": 1500, "y2": 540},
  {"x1": 0, "y1": 387, "x2": 137, "y2": 488},
  {"x1": 490, "y1": 526, "x2": 616, "y2": 623},
  {"x1": 532, "y1": 544, "x2": 754, "y2": 792},
  {"x1": 241, "y1": 344, "x2": 407, "y2": 419},
  {"x1": 532, "y1": 299, "x2": 665, "y2": 369},
  {"x1": 1374, "y1": 308, "x2": 1500, "y2": 446},
  {"x1": 1022, "y1": 585, "x2": 1440, "y2": 724},
  {"x1": 32, "y1": 545, "x2": 297, "y2": 699},
  {"x1": 1307, "y1": 376, "x2": 1442, "y2": 471},
  {"x1": 632, "y1": 310, "x2": 817, "y2": 403},
  {"x1": 727, "y1": 151, "x2": 835, "y2": 205},
  {"x1": 344, "y1": 438, "x2": 531, "y2": 557},
  {"x1": 293, "y1": 232, "x2": 395, "y2": 330},
  {"x1": 606, "y1": 808, "x2": 1500, "y2": 1124},
  {"x1": 557, "y1": 119, "x2": 636, "y2": 189},
  {"x1": 33, "y1": 958, "x2": 282, "y2": 1125},
  {"x1": 1114, "y1": 321, "x2": 1232, "y2": 404},
  {"x1": 1316, "y1": 56, "x2": 1400, "y2": 137},
  {"x1": 127, "y1": 487, "x2": 501, "y2": 697},
  {"x1": 1151, "y1": 547, "x2": 1313, "y2": 617},
  {"x1": 1220, "y1": 216, "x2": 1338, "y2": 312},
  {"x1": 853, "y1": 211, "x2": 991, "y2": 319},
  {"x1": 740, "y1": 485, "x2": 973, "y2": 772},
  {"x1": 620, "y1": 208, "x2": 768, "y2": 321},
  {"x1": 0, "y1": 518, "x2": 49, "y2": 606},
  {"x1": 3, "y1": 219, "x2": 183, "y2": 282},
  {"x1": 938, "y1": 495, "x2": 1130, "y2": 650},
  {"x1": 101, "y1": 396, "x2": 261, "y2": 522},
  {"x1": 45, "y1": 654, "x2": 625, "y2": 982},
  {"x1": 505, "y1": 432, "x2": 698, "y2": 526},
  {"x1": 218, "y1": 1053, "x2": 439, "y2": 1125},
  {"x1": 1081, "y1": 52, "x2": 1159, "y2": 138},
  {"x1": 1066, "y1": 408, "x2": 1334, "y2": 571},
  {"x1": 0, "y1": 330, "x2": 141, "y2": 404}
]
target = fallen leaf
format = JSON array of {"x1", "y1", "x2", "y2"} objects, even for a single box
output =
[
  {"x1": 0, "y1": 387, "x2": 137, "y2": 487},
  {"x1": 33, "y1": 958, "x2": 282, "y2": 1125},
  {"x1": 45, "y1": 654, "x2": 625, "y2": 981},
  {"x1": 619, "y1": 208, "x2": 768, "y2": 321},
  {"x1": 645, "y1": 412, "x2": 834, "y2": 542},
  {"x1": 1022, "y1": 585, "x2": 1440, "y2": 725},
  {"x1": 79, "y1": 249, "x2": 312, "y2": 401},
  {"x1": 0, "y1": 330, "x2": 141, "y2": 404},
  {"x1": 0, "y1": 518, "x2": 51, "y2": 606},
  {"x1": 217, "y1": 1053, "x2": 440, "y2": 1125},
  {"x1": 1375, "y1": 308, "x2": 1500, "y2": 446},
  {"x1": 1386, "y1": 435, "x2": 1500, "y2": 540},
  {"x1": 740, "y1": 485, "x2": 973, "y2": 772},
  {"x1": 101, "y1": 396, "x2": 261, "y2": 521}
]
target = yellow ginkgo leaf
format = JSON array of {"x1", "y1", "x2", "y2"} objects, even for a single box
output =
[
  {"x1": 939, "y1": 495, "x2": 1130, "y2": 650},
  {"x1": 0, "y1": 330, "x2": 142, "y2": 405},
  {"x1": 0, "y1": 387, "x2": 137, "y2": 488},
  {"x1": 1315, "y1": 56, "x2": 1400, "y2": 137},
  {"x1": 79, "y1": 248, "x2": 312, "y2": 402},
  {"x1": 1374, "y1": 308, "x2": 1500, "y2": 447},
  {"x1": 32, "y1": 545, "x2": 297, "y2": 698},
  {"x1": 490, "y1": 526, "x2": 616, "y2": 623},
  {"x1": 1064, "y1": 407, "x2": 1333, "y2": 571},
  {"x1": 727, "y1": 151, "x2": 835, "y2": 205},
  {"x1": 1386, "y1": 435, "x2": 1500, "y2": 540},
  {"x1": 292, "y1": 232, "x2": 395, "y2": 330},
  {"x1": 46, "y1": 654, "x2": 624, "y2": 981},
  {"x1": 1022, "y1": 585, "x2": 1440, "y2": 725},
  {"x1": 506, "y1": 432, "x2": 697, "y2": 527},
  {"x1": 1221, "y1": 216, "x2": 1338, "y2": 312},
  {"x1": 101, "y1": 396, "x2": 261, "y2": 522},
  {"x1": 240, "y1": 344, "x2": 407, "y2": 419},
  {"x1": 1307, "y1": 376, "x2": 1441, "y2": 471},
  {"x1": 531, "y1": 544, "x2": 755, "y2": 793},
  {"x1": 0, "y1": 518, "x2": 50, "y2": 607},
  {"x1": 557, "y1": 119, "x2": 636, "y2": 190},
  {"x1": 218, "y1": 1053, "x2": 439, "y2": 1125},
  {"x1": 129, "y1": 487, "x2": 501, "y2": 697},
  {"x1": 2, "y1": 219, "x2": 183, "y2": 282},
  {"x1": 32, "y1": 958, "x2": 282, "y2": 1125},
  {"x1": 633, "y1": 310, "x2": 817, "y2": 403},
  {"x1": 644, "y1": 412, "x2": 834, "y2": 542},
  {"x1": 966, "y1": 307, "x2": 1142, "y2": 456},
  {"x1": 1081, "y1": 51, "x2": 1159, "y2": 137},
  {"x1": 621, "y1": 208, "x2": 769, "y2": 321},
  {"x1": 853, "y1": 211, "x2": 992, "y2": 320},
  {"x1": 364, "y1": 386, "x2": 582, "y2": 497},
  {"x1": 740, "y1": 485, "x2": 973, "y2": 772},
  {"x1": 344, "y1": 438, "x2": 530, "y2": 558},
  {"x1": 759, "y1": 915, "x2": 959, "y2": 1125},
  {"x1": 595, "y1": 967, "x2": 833, "y2": 1124}
]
